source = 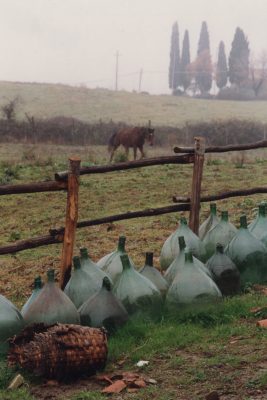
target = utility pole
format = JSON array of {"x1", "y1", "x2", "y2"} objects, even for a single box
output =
[
  {"x1": 115, "y1": 50, "x2": 120, "y2": 91},
  {"x1": 138, "y1": 68, "x2": 143, "y2": 92}
]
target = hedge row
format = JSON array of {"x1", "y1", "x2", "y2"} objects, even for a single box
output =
[{"x1": 0, "y1": 116, "x2": 266, "y2": 147}]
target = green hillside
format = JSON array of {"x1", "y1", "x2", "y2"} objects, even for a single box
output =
[{"x1": 0, "y1": 81, "x2": 267, "y2": 126}]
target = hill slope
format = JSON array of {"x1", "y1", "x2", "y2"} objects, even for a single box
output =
[{"x1": 0, "y1": 81, "x2": 267, "y2": 126}]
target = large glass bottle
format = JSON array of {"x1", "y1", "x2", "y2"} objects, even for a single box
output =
[
  {"x1": 206, "y1": 243, "x2": 240, "y2": 295},
  {"x1": 248, "y1": 204, "x2": 267, "y2": 239},
  {"x1": 64, "y1": 256, "x2": 102, "y2": 309},
  {"x1": 21, "y1": 276, "x2": 43, "y2": 316},
  {"x1": 79, "y1": 277, "x2": 128, "y2": 332},
  {"x1": 166, "y1": 250, "x2": 222, "y2": 306},
  {"x1": 226, "y1": 215, "x2": 267, "y2": 287},
  {"x1": 0, "y1": 294, "x2": 24, "y2": 354},
  {"x1": 97, "y1": 236, "x2": 135, "y2": 283},
  {"x1": 199, "y1": 203, "x2": 219, "y2": 240},
  {"x1": 23, "y1": 269, "x2": 80, "y2": 326},
  {"x1": 160, "y1": 217, "x2": 206, "y2": 270},
  {"x1": 139, "y1": 252, "x2": 168, "y2": 296},
  {"x1": 113, "y1": 254, "x2": 161, "y2": 314},
  {"x1": 203, "y1": 211, "x2": 237, "y2": 260},
  {"x1": 164, "y1": 236, "x2": 211, "y2": 286},
  {"x1": 80, "y1": 247, "x2": 112, "y2": 285}
]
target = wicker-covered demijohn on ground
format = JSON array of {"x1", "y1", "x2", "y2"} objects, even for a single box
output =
[{"x1": 8, "y1": 323, "x2": 108, "y2": 380}]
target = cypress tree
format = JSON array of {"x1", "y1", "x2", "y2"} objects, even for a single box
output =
[
  {"x1": 195, "y1": 21, "x2": 212, "y2": 94},
  {"x1": 216, "y1": 41, "x2": 228, "y2": 89},
  {"x1": 180, "y1": 30, "x2": 191, "y2": 92},
  {"x1": 168, "y1": 22, "x2": 180, "y2": 91},
  {"x1": 229, "y1": 27, "x2": 249, "y2": 86}
]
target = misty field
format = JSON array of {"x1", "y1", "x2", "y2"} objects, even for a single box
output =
[
  {"x1": 1, "y1": 81, "x2": 267, "y2": 127},
  {"x1": 1, "y1": 143, "x2": 267, "y2": 399}
]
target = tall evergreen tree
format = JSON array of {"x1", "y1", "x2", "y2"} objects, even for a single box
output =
[
  {"x1": 229, "y1": 27, "x2": 249, "y2": 86},
  {"x1": 168, "y1": 22, "x2": 180, "y2": 91},
  {"x1": 195, "y1": 21, "x2": 212, "y2": 93},
  {"x1": 180, "y1": 30, "x2": 191, "y2": 92},
  {"x1": 216, "y1": 41, "x2": 228, "y2": 89}
]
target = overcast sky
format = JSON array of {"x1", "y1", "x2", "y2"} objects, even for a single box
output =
[{"x1": 0, "y1": 0, "x2": 266, "y2": 94}]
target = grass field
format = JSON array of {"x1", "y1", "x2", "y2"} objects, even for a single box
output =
[
  {"x1": 0, "y1": 143, "x2": 267, "y2": 399},
  {"x1": 1, "y1": 80, "x2": 267, "y2": 126}
]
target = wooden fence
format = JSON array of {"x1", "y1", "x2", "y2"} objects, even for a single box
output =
[{"x1": 1, "y1": 137, "x2": 267, "y2": 288}]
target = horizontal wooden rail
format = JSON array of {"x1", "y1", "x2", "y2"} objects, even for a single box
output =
[
  {"x1": 173, "y1": 187, "x2": 267, "y2": 203},
  {"x1": 55, "y1": 154, "x2": 194, "y2": 181},
  {"x1": 0, "y1": 203, "x2": 190, "y2": 255},
  {"x1": 0, "y1": 180, "x2": 67, "y2": 196},
  {"x1": 0, "y1": 231, "x2": 64, "y2": 255},
  {"x1": 173, "y1": 139, "x2": 267, "y2": 154}
]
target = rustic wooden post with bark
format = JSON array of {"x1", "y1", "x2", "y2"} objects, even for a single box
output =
[
  {"x1": 60, "y1": 157, "x2": 81, "y2": 289},
  {"x1": 189, "y1": 137, "x2": 205, "y2": 234}
]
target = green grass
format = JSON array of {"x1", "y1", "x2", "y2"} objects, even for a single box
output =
[
  {"x1": 1, "y1": 81, "x2": 267, "y2": 126},
  {"x1": 1, "y1": 143, "x2": 267, "y2": 399}
]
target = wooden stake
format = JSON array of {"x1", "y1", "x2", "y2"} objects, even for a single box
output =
[
  {"x1": 60, "y1": 158, "x2": 81, "y2": 289},
  {"x1": 189, "y1": 137, "x2": 205, "y2": 234}
]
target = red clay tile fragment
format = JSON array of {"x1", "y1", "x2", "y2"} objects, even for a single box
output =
[
  {"x1": 102, "y1": 380, "x2": 127, "y2": 393},
  {"x1": 257, "y1": 319, "x2": 267, "y2": 328}
]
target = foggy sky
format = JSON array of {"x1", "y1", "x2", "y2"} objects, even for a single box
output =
[{"x1": 0, "y1": 0, "x2": 266, "y2": 94}]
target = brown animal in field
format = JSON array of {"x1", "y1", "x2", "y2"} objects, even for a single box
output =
[{"x1": 108, "y1": 126, "x2": 155, "y2": 162}]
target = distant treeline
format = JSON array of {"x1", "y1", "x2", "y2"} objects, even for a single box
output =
[{"x1": 0, "y1": 116, "x2": 266, "y2": 147}]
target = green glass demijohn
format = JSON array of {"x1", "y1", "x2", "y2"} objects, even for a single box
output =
[
  {"x1": 64, "y1": 256, "x2": 102, "y2": 309},
  {"x1": 199, "y1": 203, "x2": 219, "y2": 240},
  {"x1": 164, "y1": 236, "x2": 212, "y2": 286},
  {"x1": 206, "y1": 243, "x2": 240, "y2": 296},
  {"x1": 0, "y1": 294, "x2": 24, "y2": 354},
  {"x1": 21, "y1": 276, "x2": 43, "y2": 316},
  {"x1": 97, "y1": 236, "x2": 135, "y2": 283},
  {"x1": 160, "y1": 217, "x2": 206, "y2": 270},
  {"x1": 113, "y1": 254, "x2": 161, "y2": 314},
  {"x1": 226, "y1": 215, "x2": 267, "y2": 288},
  {"x1": 79, "y1": 277, "x2": 128, "y2": 332},
  {"x1": 203, "y1": 211, "x2": 237, "y2": 260},
  {"x1": 79, "y1": 247, "x2": 112, "y2": 285},
  {"x1": 248, "y1": 204, "x2": 267, "y2": 239},
  {"x1": 166, "y1": 250, "x2": 222, "y2": 306},
  {"x1": 23, "y1": 269, "x2": 80, "y2": 326},
  {"x1": 139, "y1": 252, "x2": 168, "y2": 296}
]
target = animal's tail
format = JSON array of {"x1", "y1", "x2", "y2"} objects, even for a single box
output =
[{"x1": 108, "y1": 132, "x2": 117, "y2": 153}]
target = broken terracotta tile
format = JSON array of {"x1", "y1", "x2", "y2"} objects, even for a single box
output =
[
  {"x1": 102, "y1": 380, "x2": 127, "y2": 394},
  {"x1": 257, "y1": 319, "x2": 267, "y2": 328}
]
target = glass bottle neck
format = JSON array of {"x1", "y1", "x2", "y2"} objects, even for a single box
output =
[
  {"x1": 240, "y1": 215, "x2": 247, "y2": 229},
  {"x1": 120, "y1": 254, "x2": 131, "y2": 270},
  {"x1": 216, "y1": 243, "x2": 224, "y2": 254},
  {"x1": 221, "y1": 211, "x2": 228, "y2": 222},
  {"x1": 47, "y1": 269, "x2": 55, "y2": 283},
  {"x1": 118, "y1": 236, "x2": 126, "y2": 252},
  {"x1": 73, "y1": 256, "x2": 82, "y2": 270},
  {"x1": 210, "y1": 203, "x2": 217, "y2": 215},
  {"x1": 80, "y1": 247, "x2": 89, "y2": 259},
  {"x1": 145, "y1": 252, "x2": 153, "y2": 267},
  {"x1": 259, "y1": 204, "x2": 266, "y2": 217}
]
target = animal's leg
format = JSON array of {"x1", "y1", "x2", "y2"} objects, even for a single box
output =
[
  {"x1": 109, "y1": 145, "x2": 119, "y2": 162},
  {"x1": 138, "y1": 145, "x2": 145, "y2": 159},
  {"x1": 133, "y1": 146, "x2": 137, "y2": 160},
  {"x1": 124, "y1": 146, "x2": 129, "y2": 160}
]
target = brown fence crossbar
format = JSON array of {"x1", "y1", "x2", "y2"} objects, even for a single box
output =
[
  {"x1": 173, "y1": 139, "x2": 267, "y2": 154},
  {"x1": 0, "y1": 203, "x2": 190, "y2": 255},
  {"x1": 173, "y1": 187, "x2": 267, "y2": 203},
  {"x1": 0, "y1": 181, "x2": 67, "y2": 196},
  {"x1": 55, "y1": 154, "x2": 194, "y2": 181}
]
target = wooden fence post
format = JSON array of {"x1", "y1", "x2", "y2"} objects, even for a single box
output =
[
  {"x1": 189, "y1": 137, "x2": 205, "y2": 234},
  {"x1": 60, "y1": 157, "x2": 81, "y2": 289}
]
